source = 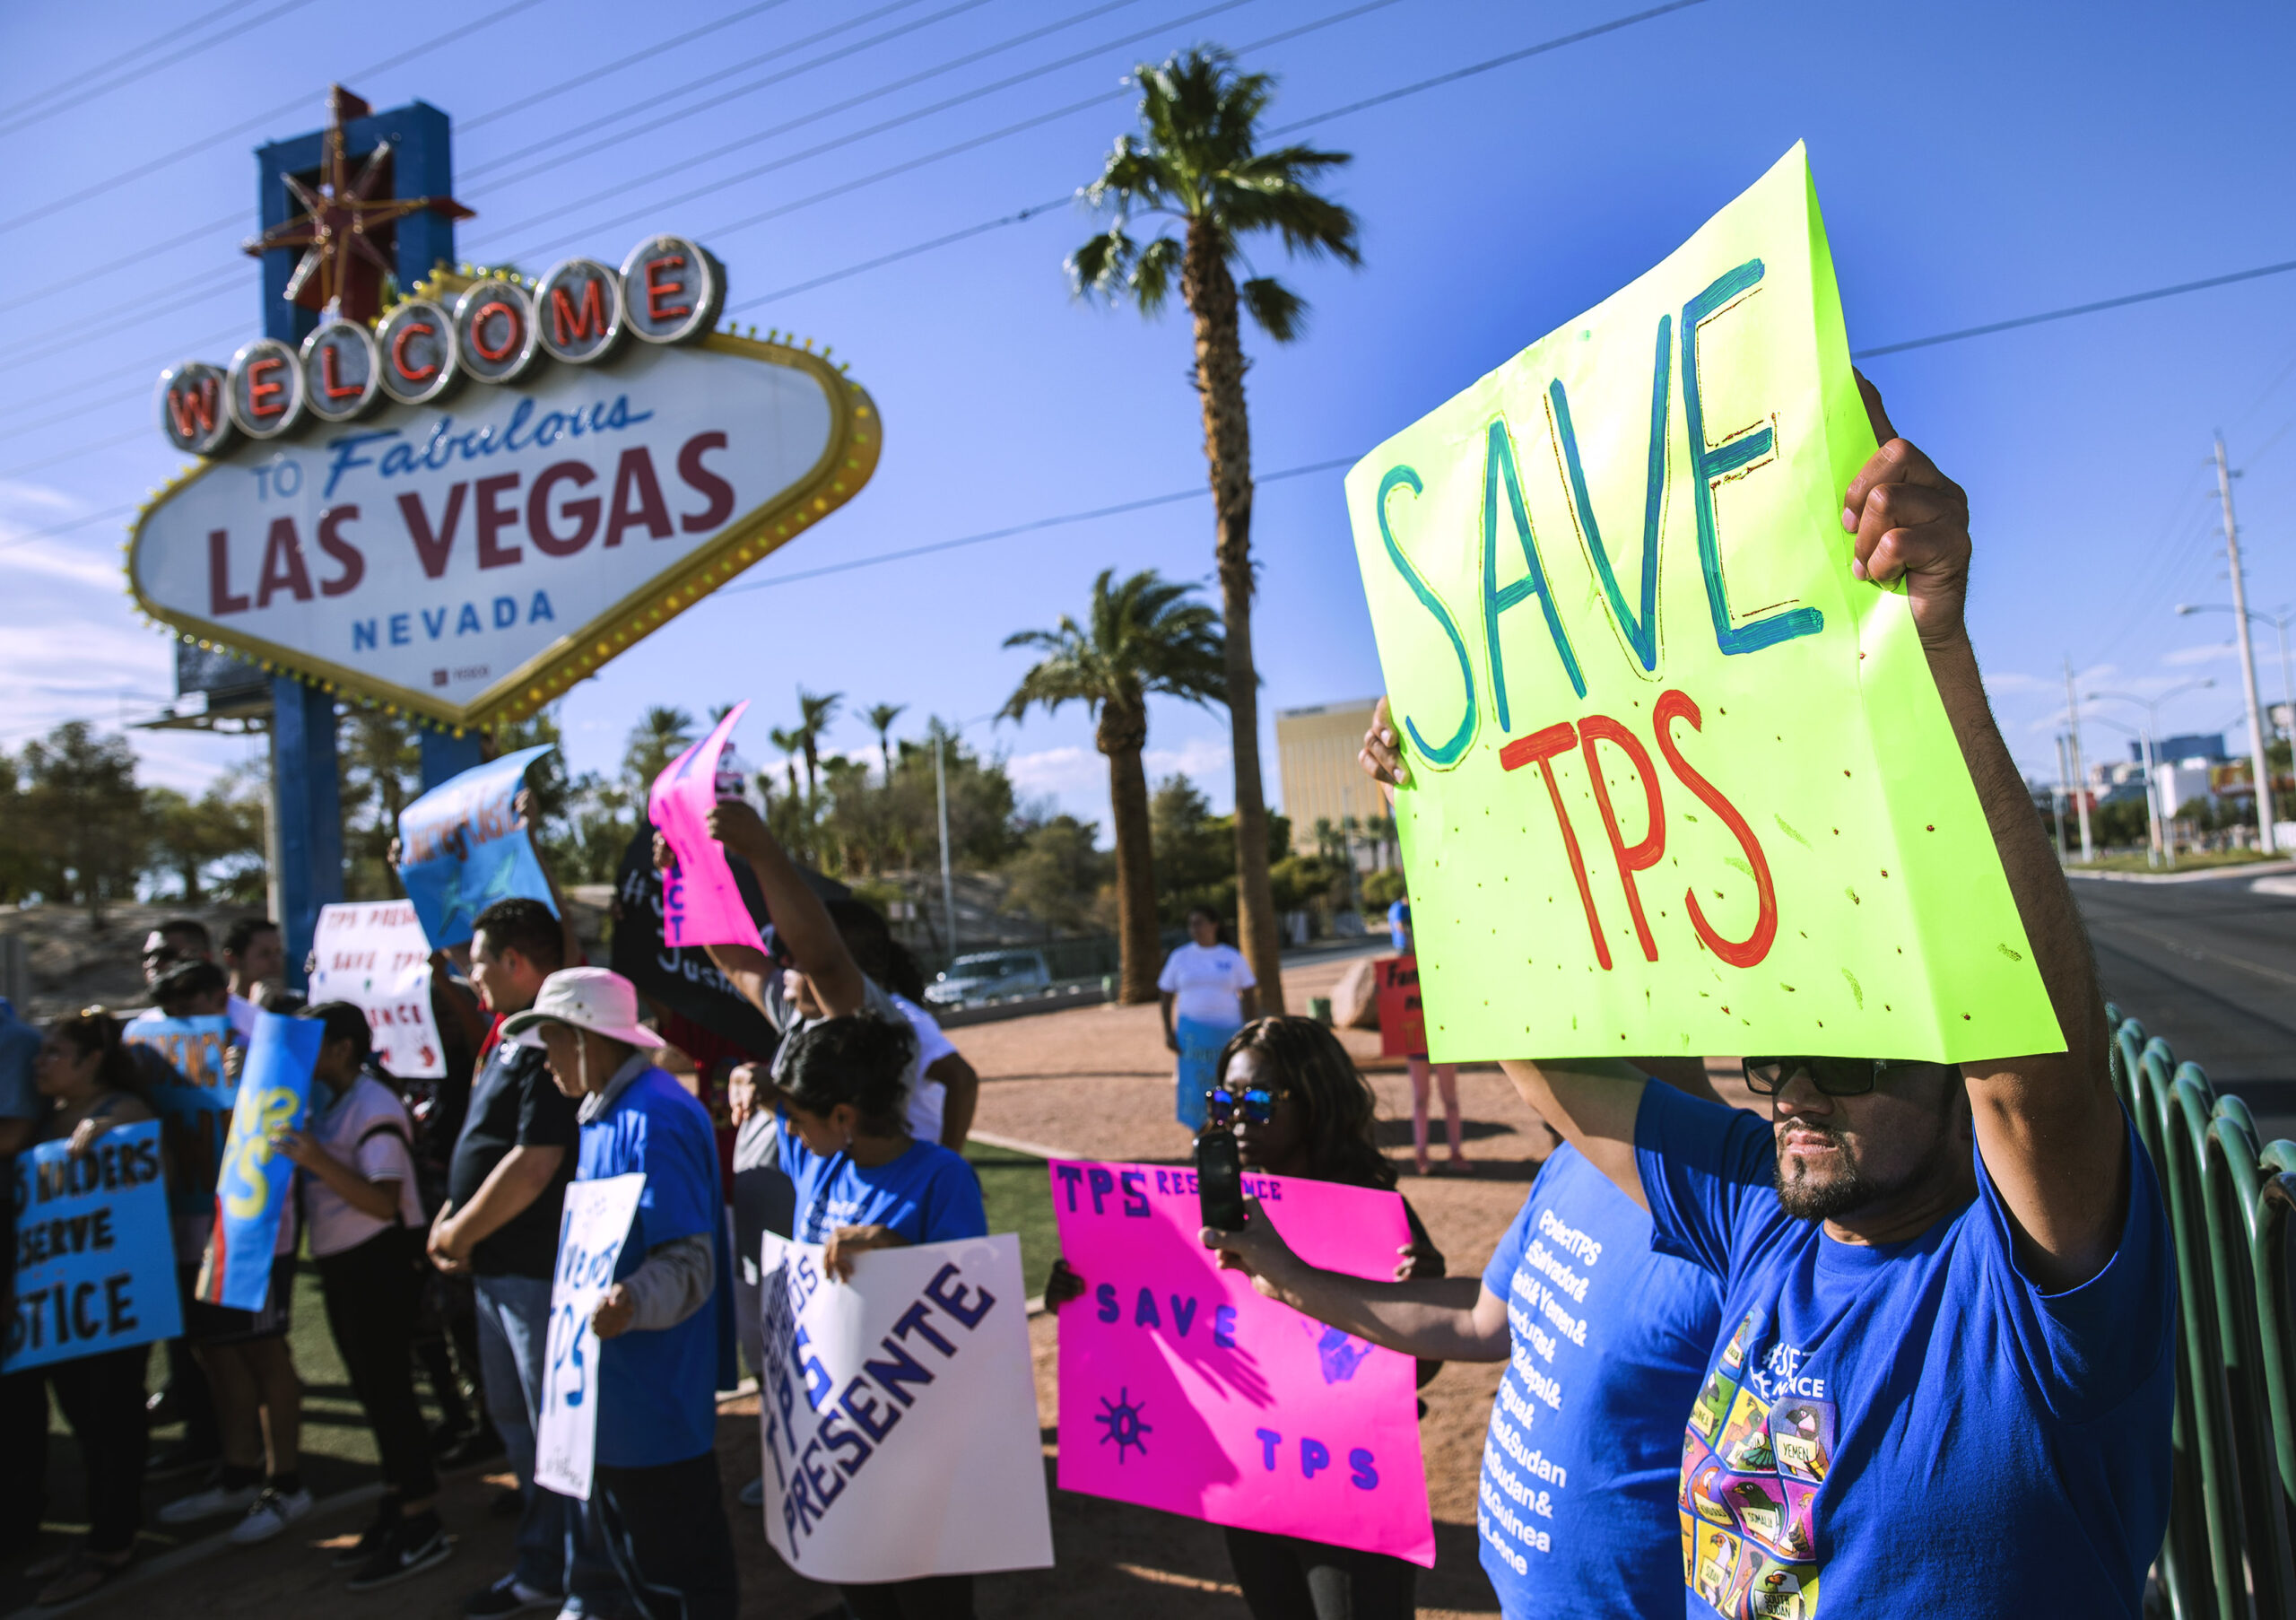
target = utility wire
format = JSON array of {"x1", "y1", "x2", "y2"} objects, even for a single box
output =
[
  {"x1": 0, "y1": 0, "x2": 266, "y2": 125},
  {"x1": 459, "y1": 0, "x2": 802, "y2": 131},
  {"x1": 0, "y1": 0, "x2": 324, "y2": 140},
  {"x1": 719, "y1": 458, "x2": 1352, "y2": 594},
  {"x1": 464, "y1": 0, "x2": 978, "y2": 186},
  {"x1": 470, "y1": 0, "x2": 1178, "y2": 249},
  {"x1": 0, "y1": 428, "x2": 150, "y2": 484},
  {"x1": 0, "y1": 504, "x2": 137, "y2": 553},
  {"x1": 1853, "y1": 257, "x2": 2296, "y2": 358},
  {"x1": 0, "y1": 323, "x2": 247, "y2": 433},
  {"x1": 0, "y1": 0, "x2": 552, "y2": 238},
  {"x1": 722, "y1": 0, "x2": 1709, "y2": 310}
]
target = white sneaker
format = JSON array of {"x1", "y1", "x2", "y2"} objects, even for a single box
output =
[
  {"x1": 158, "y1": 1478, "x2": 260, "y2": 1525},
  {"x1": 229, "y1": 1485, "x2": 315, "y2": 1545}
]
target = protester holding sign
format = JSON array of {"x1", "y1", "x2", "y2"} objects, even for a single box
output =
[
  {"x1": 772, "y1": 1013, "x2": 989, "y2": 1620},
  {"x1": 11, "y1": 1015, "x2": 160, "y2": 1604},
  {"x1": 274, "y1": 1004, "x2": 452, "y2": 1590},
  {"x1": 160, "y1": 1012, "x2": 315, "y2": 1546},
  {"x1": 1384, "y1": 894, "x2": 1465, "y2": 1178},
  {"x1": 432, "y1": 895, "x2": 590, "y2": 1620},
  {"x1": 1157, "y1": 906, "x2": 1257, "y2": 1133},
  {"x1": 500, "y1": 967, "x2": 738, "y2": 1620},
  {"x1": 1358, "y1": 365, "x2": 2172, "y2": 1611},
  {"x1": 1050, "y1": 1017, "x2": 1438, "y2": 1619}
]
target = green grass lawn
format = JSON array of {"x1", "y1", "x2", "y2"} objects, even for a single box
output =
[
  {"x1": 2080, "y1": 848, "x2": 2283, "y2": 874},
  {"x1": 965, "y1": 1139, "x2": 1058, "y2": 1298}
]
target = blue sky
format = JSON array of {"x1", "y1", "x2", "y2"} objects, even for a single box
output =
[{"x1": 2, "y1": 0, "x2": 2291, "y2": 839}]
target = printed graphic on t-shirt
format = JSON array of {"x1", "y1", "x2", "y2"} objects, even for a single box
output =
[{"x1": 1679, "y1": 1307, "x2": 1825, "y2": 1616}]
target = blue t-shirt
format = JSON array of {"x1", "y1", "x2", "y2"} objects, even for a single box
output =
[
  {"x1": 778, "y1": 1128, "x2": 986, "y2": 1247},
  {"x1": 0, "y1": 997, "x2": 41, "y2": 1124},
  {"x1": 1636, "y1": 1081, "x2": 2172, "y2": 1618},
  {"x1": 577, "y1": 1067, "x2": 725, "y2": 1468},
  {"x1": 1478, "y1": 1142, "x2": 1721, "y2": 1618},
  {"x1": 1387, "y1": 900, "x2": 1411, "y2": 954}
]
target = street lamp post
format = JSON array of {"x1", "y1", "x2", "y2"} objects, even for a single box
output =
[
  {"x1": 2179, "y1": 602, "x2": 2294, "y2": 822},
  {"x1": 2087, "y1": 680, "x2": 2216, "y2": 869},
  {"x1": 2206, "y1": 437, "x2": 2275, "y2": 852},
  {"x1": 928, "y1": 711, "x2": 1002, "y2": 963}
]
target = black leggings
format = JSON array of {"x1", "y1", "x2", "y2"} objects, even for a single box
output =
[
  {"x1": 5, "y1": 1347, "x2": 151, "y2": 1555},
  {"x1": 317, "y1": 1225, "x2": 437, "y2": 1502},
  {"x1": 1223, "y1": 1526, "x2": 1417, "y2": 1620},
  {"x1": 836, "y1": 1576, "x2": 977, "y2": 1619}
]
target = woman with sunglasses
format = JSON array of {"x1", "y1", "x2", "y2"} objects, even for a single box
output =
[{"x1": 1048, "y1": 1015, "x2": 1442, "y2": 1620}]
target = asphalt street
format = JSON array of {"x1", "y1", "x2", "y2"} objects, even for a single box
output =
[{"x1": 2071, "y1": 869, "x2": 2296, "y2": 1145}]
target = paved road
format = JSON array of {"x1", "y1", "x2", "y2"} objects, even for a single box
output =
[{"x1": 2071, "y1": 871, "x2": 2296, "y2": 1145}]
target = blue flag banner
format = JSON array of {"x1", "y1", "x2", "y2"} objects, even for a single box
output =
[
  {"x1": 396, "y1": 744, "x2": 557, "y2": 947},
  {"x1": 5, "y1": 1120, "x2": 184, "y2": 1372},
  {"x1": 197, "y1": 1013, "x2": 318, "y2": 1311},
  {"x1": 121, "y1": 1014, "x2": 238, "y2": 1219}
]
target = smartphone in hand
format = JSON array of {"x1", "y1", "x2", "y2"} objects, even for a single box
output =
[{"x1": 1196, "y1": 1128, "x2": 1248, "y2": 1230}]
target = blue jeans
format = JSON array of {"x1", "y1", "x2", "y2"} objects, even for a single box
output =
[{"x1": 474, "y1": 1272, "x2": 611, "y2": 1597}]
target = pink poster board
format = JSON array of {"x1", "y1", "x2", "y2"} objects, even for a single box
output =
[
  {"x1": 1050, "y1": 1159, "x2": 1435, "y2": 1566},
  {"x1": 647, "y1": 701, "x2": 767, "y2": 953}
]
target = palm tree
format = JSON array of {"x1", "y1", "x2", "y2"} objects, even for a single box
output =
[
  {"x1": 624, "y1": 705, "x2": 697, "y2": 797},
  {"x1": 767, "y1": 726, "x2": 806, "y2": 801},
  {"x1": 1001, "y1": 568, "x2": 1225, "y2": 1003},
  {"x1": 1068, "y1": 47, "x2": 1361, "y2": 1014},
  {"x1": 865, "y1": 702, "x2": 908, "y2": 783},
  {"x1": 795, "y1": 687, "x2": 843, "y2": 798}
]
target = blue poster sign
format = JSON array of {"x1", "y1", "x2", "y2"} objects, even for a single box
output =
[
  {"x1": 396, "y1": 744, "x2": 557, "y2": 947},
  {"x1": 196, "y1": 1013, "x2": 319, "y2": 1312},
  {"x1": 5, "y1": 1120, "x2": 184, "y2": 1372},
  {"x1": 121, "y1": 1013, "x2": 238, "y2": 1219}
]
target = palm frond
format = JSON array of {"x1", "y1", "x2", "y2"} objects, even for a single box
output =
[{"x1": 1240, "y1": 276, "x2": 1308, "y2": 343}]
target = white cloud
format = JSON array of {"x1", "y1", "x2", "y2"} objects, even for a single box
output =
[
  {"x1": 1144, "y1": 735, "x2": 1231, "y2": 784},
  {"x1": 1006, "y1": 745, "x2": 1101, "y2": 798},
  {"x1": 2164, "y1": 640, "x2": 2238, "y2": 666},
  {"x1": 1980, "y1": 670, "x2": 2050, "y2": 694}
]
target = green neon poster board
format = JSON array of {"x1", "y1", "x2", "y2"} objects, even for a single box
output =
[{"x1": 1344, "y1": 144, "x2": 2062, "y2": 1064}]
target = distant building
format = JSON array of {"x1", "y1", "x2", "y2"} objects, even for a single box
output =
[
  {"x1": 2134, "y1": 733, "x2": 2226, "y2": 765},
  {"x1": 1274, "y1": 700, "x2": 1390, "y2": 855}
]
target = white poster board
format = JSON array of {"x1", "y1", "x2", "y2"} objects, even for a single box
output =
[
  {"x1": 309, "y1": 901, "x2": 447, "y2": 1078},
  {"x1": 758, "y1": 1232, "x2": 1052, "y2": 1583},
  {"x1": 535, "y1": 1173, "x2": 647, "y2": 1501}
]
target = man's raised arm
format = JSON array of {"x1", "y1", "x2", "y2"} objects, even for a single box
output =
[
  {"x1": 1843, "y1": 376, "x2": 2121, "y2": 1291},
  {"x1": 696, "y1": 800, "x2": 866, "y2": 1019},
  {"x1": 1359, "y1": 695, "x2": 1653, "y2": 1206}
]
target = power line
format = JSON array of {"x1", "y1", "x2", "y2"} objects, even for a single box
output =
[
  {"x1": 469, "y1": 0, "x2": 1178, "y2": 253},
  {"x1": 458, "y1": 0, "x2": 802, "y2": 131},
  {"x1": 0, "y1": 427, "x2": 152, "y2": 485},
  {"x1": 720, "y1": 0, "x2": 1704, "y2": 311},
  {"x1": 463, "y1": 0, "x2": 976, "y2": 187},
  {"x1": 0, "y1": 0, "x2": 266, "y2": 124},
  {"x1": 1852, "y1": 257, "x2": 2296, "y2": 359},
  {"x1": 0, "y1": 323, "x2": 247, "y2": 435},
  {"x1": 0, "y1": 504, "x2": 137, "y2": 553},
  {"x1": 719, "y1": 457, "x2": 1352, "y2": 594},
  {"x1": 0, "y1": 276, "x2": 248, "y2": 376},
  {"x1": 691, "y1": 0, "x2": 1406, "y2": 257},
  {"x1": 1266, "y1": 0, "x2": 1709, "y2": 133},
  {"x1": 0, "y1": 0, "x2": 324, "y2": 140},
  {"x1": 7, "y1": 221, "x2": 245, "y2": 315},
  {"x1": 0, "y1": 0, "x2": 553, "y2": 239}
]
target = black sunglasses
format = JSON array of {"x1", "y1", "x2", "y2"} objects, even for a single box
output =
[
  {"x1": 1203, "y1": 1084, "x2": 1289, "y2": 1128},
  {"x1": 1742, "y1": 1057, "x2": 1895, "y2": 1097}
]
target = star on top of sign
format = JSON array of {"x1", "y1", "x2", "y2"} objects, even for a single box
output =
[{"x1": 241, "y1": 83, "x2": 473, "y2": 324}]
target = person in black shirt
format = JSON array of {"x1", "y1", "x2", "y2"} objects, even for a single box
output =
[{"x1": 428, "y1": 899, "x2": 587, "y2": 1619}]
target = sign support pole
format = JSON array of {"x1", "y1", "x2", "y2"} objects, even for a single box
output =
[
  {"x1": 419, "y1": 729, "x2": 487, "y2": 791},
  {"x1": 250, "y1": 92, "x2": 465, "y2": 979}
]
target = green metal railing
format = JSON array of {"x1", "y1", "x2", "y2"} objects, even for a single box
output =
[{"x1": 2109, "y1": 1003, "x2": 2296, "y2": 1618}]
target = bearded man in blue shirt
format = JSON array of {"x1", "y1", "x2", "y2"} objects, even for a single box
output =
[{"x1": 1349, "y1": 379, "x2": 2173, "y2": 1617}]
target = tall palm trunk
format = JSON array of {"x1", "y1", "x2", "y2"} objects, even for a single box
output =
[
  {"x1": 1184, "y1": 218, "x2": 1286, "y2": 1014},
  {"x1": 1098, "y1": 699, "x2": 1161, "y2": 1003}
]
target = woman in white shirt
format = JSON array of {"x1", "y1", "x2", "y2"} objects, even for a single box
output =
[
  {"x1": 1156, "y1": 906, "x2": 1258, "y2": 1133},
  {"x1": 273, "y1": 1004, "x2": 449, "y2": 1590}
]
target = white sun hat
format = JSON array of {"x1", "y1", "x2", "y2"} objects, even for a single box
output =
[{"x1": 499, "y1": 967, "x2": 665, "y2": 1050}]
